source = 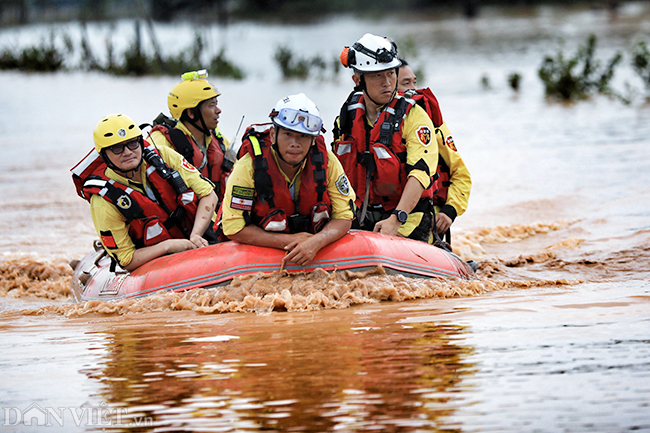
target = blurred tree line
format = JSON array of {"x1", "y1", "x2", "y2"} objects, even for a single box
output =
[{"x1": 0, "y1": 0, "x2": 621, "y2": 25}]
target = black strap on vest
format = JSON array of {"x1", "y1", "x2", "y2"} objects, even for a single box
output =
[
  {"x1": 109, "y1": 256, "x2": 118, "y2": 273},
  {"x1": 310, "y1": 145, "x2": 327, "y2": 202},
  {"x1": 248, "y1": 132, "x2": 275, "y2": 208},
  {"x1": 253, "y1": 155, "x2": 274, "y2": 208},
  {"x1": 379, "y1": 97, "x2": 410, "y2": 147},
  {"x1": 220, "y1": 133, "x2": 235, "y2": 173},
  {"x1": 152, "y1": 113, "x2": 196, "y2": 164},
  {"x1": 152, "y1": 114, "x2": 196, "y2": 163},
  {"x1": 142, "y1": 148, "x2": 189, "y2": 195},
  {"x1": 337, "y1": 90, "x2": 363, "y2": 137},
  {"x1": 358, "y1": 120, "x2": 375, "y2": 226},
  {"x1": 168, "y1": 128, "x2": 195, "y2": 164},
  {"x1": 101, "y1": 180, "x2": 146, "y2": 221}
]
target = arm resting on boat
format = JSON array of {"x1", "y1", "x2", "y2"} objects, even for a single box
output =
[
  {"x1": 283, "y1": 218, "x2": 352, "y2": 267},
  {"x1": 228, "y1": 218, "x2": 352, "y2": 267},
  {"x1": 124, "y1": 239, "x2": 198, "y2": 271},
  {"x1": 227, "y1": 224, "x2": 310, "y2": 251}
]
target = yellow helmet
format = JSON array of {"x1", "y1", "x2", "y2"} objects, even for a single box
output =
[
  {"x1": 93, "y1": 114, "x2": 142, "y2": 153},
  {"x1": 168, "y1": 78, "x2": 220, "y2": 120}
]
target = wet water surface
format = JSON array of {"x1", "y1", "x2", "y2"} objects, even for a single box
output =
[{"x1": 1, "y1": 3, "x2": 650, "y2": 432}]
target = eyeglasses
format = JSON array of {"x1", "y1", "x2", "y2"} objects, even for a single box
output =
[
  {"x1": 272, "y1": 108, "x2": 323, "y2": 134},
  {"x1": 108, "y1": 137, "x2": 142, "y2": 155}
]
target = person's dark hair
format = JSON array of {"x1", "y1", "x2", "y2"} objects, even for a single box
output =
[
  {"x1": 180, "y1": 101, "x2": 210, "y2": 135},
  {"x1": 180, "y1": 104, "x2": 201, "y2": 125},
  {"x1": 179, "y1": 108, "x2": 193, "y2": 125},
  {"x1": 399, "y1": 58, "x2": 409, "y2": 66}
]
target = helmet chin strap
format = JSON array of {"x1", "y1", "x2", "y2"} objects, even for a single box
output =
[
  {"x1": 272, "y1": 126, "x2": 313, "y2": 169},
  {"x1": 187, "y1": 106, "x2": 210, "y2": 136}
]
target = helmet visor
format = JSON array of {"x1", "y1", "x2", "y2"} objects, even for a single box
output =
[{"x1": 273, "y1": 108, "x2": 323, "y2": 135}]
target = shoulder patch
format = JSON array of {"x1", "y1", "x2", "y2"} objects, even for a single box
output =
[
  {"x1": 335, "y1": 174, "x2": 351, "y2": 196},
  {"x1": 416, "y1": 126, "x2": 432, "y2": 147},
  {"x1": 445, "y1": 135, "x2": 457, "y2": 152},
  {"x1": 230, "y1": 185, "x2": 255, "y2": 211},
  {"x1": 180, "y1": 157, "x2": 198, "y2": 172}
]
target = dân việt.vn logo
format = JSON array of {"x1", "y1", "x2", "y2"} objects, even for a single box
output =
[{"x1": 3, "y1": 401, "x2": 153, "y2": 428}]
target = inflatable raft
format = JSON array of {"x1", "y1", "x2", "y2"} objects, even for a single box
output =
[{"x1": 70, "y1": 230, "x2": 475, "y2": 302}]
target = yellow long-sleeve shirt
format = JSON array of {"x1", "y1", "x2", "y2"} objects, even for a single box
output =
[{"x1": 435, "y1": 121, "x2": 471, "y2": 219}]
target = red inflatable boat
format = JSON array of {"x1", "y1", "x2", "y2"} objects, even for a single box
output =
[{"x1": 70, "y1": 230, "x2": 474, "y2": 302}]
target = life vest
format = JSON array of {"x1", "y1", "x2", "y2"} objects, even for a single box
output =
[
  {"x1": 399, "y1": 88, "x2": 450, "y2": 207},
  {"x1": 149, "y1": 114, "x2": 232, "y2": 200},
  {"x1": 71, "y1": 144, "x2": 212, "y2": 248},
  {"x1": 238, "y1": 125, "x2": 332, "y2": 234},
  {"x1": 333, "y1": 91, "x2": 434, "y2": 211}
]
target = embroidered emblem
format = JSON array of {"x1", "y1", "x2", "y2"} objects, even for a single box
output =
[
  {"x1": 231, "y1": 186, "x2": 255, "y2": 211},
  {"x1": 117, "y1": 128, "x2": 127, "y2": 138},
  {"x1": 180, "y1": 157, "x2": 198, "y2": 172},
  {"x1": 336, "y1": 174, "x2": 351, "y2": 196},
  {"x1": 233, "y1": 186, "x2": 255, "y2": 199},
  {"x1": 416, "y1": 126, "x2": 432, "y2": 147},
  {"x1": 116, "y1": 194, "x2": 132, "y2": 209},
  {"x1": 446, "y1": 135, "x2": 457, "y2": 152}
]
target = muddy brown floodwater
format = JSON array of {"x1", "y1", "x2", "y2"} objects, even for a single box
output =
[{"x1": 1, "y1": 4, "x2": 650, "y2": 432}]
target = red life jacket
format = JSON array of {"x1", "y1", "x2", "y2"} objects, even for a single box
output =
[
  {"x1": 238, "y1": 125, "x2": 332, "y2": 234},
  {"x1": 333, "y1": 91, "x2": 434, "y2": 211},
  {"x1": 149, "y1": 122, "x2": 231, "y2": 201},
  {"x1": 400, "y1": 88, "x2": 450, "y2": 207},
  {"x1": 71, "y1": 145, "x2": 209, "y2": 248}
]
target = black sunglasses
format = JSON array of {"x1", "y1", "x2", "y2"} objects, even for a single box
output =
[{"x1": 108, "y1": 137, "x2": 142, "y2": 155}]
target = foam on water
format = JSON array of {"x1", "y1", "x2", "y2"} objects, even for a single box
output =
[{"x1": 1, "y1": 5, "x2": 650, "y2": 432}]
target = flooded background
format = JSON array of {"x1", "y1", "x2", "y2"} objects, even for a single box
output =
[{"x1": 1, "y1": 2, "x2": 650, "y2": 431}]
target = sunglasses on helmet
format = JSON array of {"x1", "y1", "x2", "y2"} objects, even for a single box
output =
[
  {"x1": 108, "y1": 137, "x2": 142, "y2": 155},
  {"x1": 272, "y1": 108, "x2": 323, "y2": 133}
]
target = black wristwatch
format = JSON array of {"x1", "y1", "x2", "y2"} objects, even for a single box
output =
[{"x1": 391, "y1": 209, "x2": 408, "y2": 224}]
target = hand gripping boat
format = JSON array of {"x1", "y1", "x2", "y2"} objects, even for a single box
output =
[{"x1": 70, "y1": 231, "x2": 475, "y2": 302}]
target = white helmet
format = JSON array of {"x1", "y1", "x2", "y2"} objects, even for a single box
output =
[
  {"x1": 270, "y1": 93, "x2": 323, "y2": 137},
  {"x1": 340, "y1": 33, "x2": 402, "y2": 73}
]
